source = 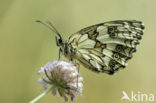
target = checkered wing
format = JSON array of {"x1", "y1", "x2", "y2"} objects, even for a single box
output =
[{"x1": 68, "y1": 20, "x2": 144, "y2": 74}]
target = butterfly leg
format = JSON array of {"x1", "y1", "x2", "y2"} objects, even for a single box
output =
[
  {"x1": 71, "y1": 59, "x2": 80, "y2": 72},
  {"x1": 74, "y1": 61, "x2": 80, "y2": 89},
  {"x1": 75, "y1": 63, "x2": 80, "y2": 72},
  {"x1": 58, "y1": 48, "x2": 62, "y2": 60},
  {"x1": 76, "y1": 64, "x2": 80, "y2": 89}
]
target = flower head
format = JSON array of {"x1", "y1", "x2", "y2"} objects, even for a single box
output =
[{"x1": 38, "y1": 60, "x2": 83, "y2": 101}]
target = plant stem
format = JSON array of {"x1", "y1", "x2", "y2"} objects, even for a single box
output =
[{"x1": 29, "y1": 86, "x2": 56, "y2": 103}]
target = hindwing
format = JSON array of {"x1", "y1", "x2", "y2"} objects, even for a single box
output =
[{"x1": 68, "y1": 20, "x2": 144, "y2": 74}]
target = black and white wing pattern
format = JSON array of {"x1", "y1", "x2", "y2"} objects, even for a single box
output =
[{"x1": 68, "y1": 20, "x2": 144, "y2": 74}]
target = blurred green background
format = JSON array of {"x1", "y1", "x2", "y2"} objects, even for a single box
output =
[{"x1": 0, "y1": 0, "x2": 156, "y2": 103}]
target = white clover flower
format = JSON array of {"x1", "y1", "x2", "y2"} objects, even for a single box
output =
[{"x1": 38, "y1": 60, "x2": 83, "y2": 102}]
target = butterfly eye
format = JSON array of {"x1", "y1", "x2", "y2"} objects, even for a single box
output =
[
  {"x1": 59, "y1": 39, "x2": 62, "y2": 43},
  {"x1": 56, "y1": 36, "x2": 63, "y2": 46},
  {"x1": 57, "y1": 38, "x2": 64, "y2": 46}
]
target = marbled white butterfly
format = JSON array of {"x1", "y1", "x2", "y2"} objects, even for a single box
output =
[{"x1": 37, "y1": 20, "x2": 144, "y2": 75}]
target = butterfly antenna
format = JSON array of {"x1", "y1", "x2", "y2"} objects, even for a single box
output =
[{"x1": 36, "y1": 20, "x2": 62, "y2": 39}]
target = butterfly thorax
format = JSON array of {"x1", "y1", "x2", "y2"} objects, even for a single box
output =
[{"x1": 60, "y1": 41, "x2": 77, "y2": 61}]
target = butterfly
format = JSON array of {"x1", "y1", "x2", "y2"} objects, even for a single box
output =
[{"x1": 37, "y1": 20, "x2": 144, "y2": 75}]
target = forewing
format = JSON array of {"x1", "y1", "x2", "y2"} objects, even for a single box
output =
[{"x1": 68, "y1": 20, "x2": 144, "y2": 74}]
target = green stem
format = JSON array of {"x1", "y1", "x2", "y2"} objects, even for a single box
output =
[{"x1": 29, "y1": 86, "x2": 56, "y2": 103}]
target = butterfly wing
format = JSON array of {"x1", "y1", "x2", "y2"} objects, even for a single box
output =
[{"x1": 68, "y1": 20, "x2": 144, "y2": 74}]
